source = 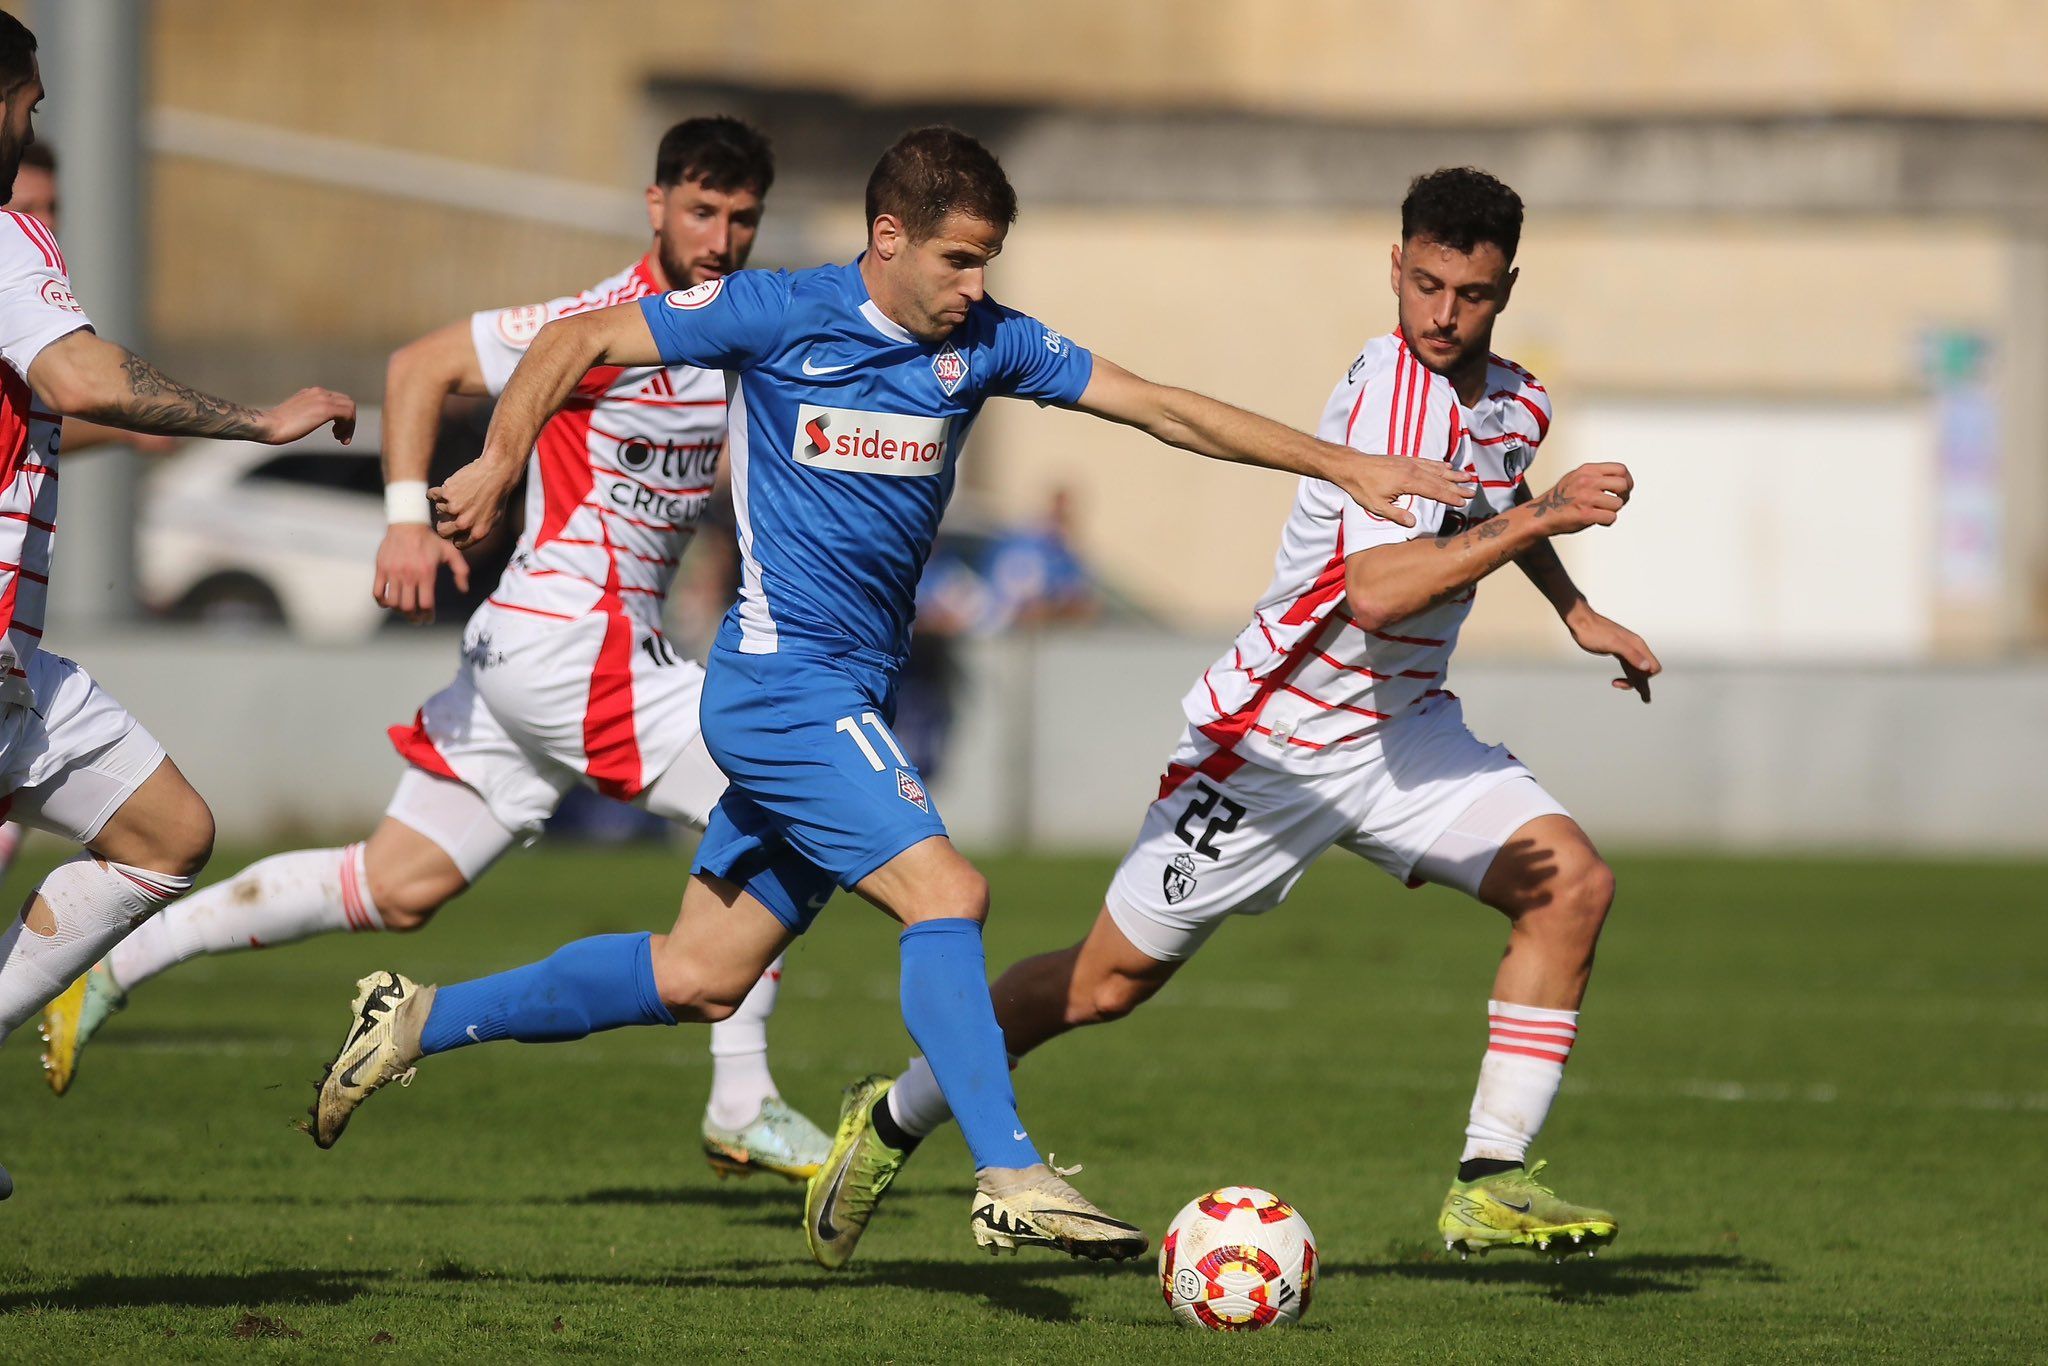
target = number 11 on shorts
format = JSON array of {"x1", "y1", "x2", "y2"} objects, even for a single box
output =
[{"x1": 835, "y1": 712, "x2": 908, "y2": 772}]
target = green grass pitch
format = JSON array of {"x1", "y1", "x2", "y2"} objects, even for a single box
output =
[{"x1": 0, "y1": 843, "x2": 2040, "y2": 1361}]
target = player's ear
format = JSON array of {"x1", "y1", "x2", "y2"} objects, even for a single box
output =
[
  {"x1": 1388, "y1": 242, "x2": 1404, "y2": 296},
  {"x1": 1498, "y1": 265, "x2": 1518, "y2": 314},
  {"x1": 644, "y1": 184, "x2": 665, "y2": 236},
  {"x1": 871, "y1": 213, "x2": 904, "y2": 261}
]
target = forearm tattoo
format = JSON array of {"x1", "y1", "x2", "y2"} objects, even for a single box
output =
[
  {"x1": 1423, "y1": 514, "x2": 1518, "y2": 607},
  {"x1": 99, "y1": 351, "x2": 268, "y2": 440}
]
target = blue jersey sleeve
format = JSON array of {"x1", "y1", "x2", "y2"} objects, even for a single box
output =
[
  {"x1": 637, "y1": 269, "x2": 791, "y2": 370},
  {"x1": 984, "y1": 303, "x2": 1094, "y2": 406}
]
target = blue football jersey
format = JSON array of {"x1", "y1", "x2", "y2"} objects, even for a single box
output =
[{"x1": 638, "y1": 259, "x2": 1092, "y2": 662}]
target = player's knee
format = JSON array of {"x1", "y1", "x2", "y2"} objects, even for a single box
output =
[
  {"x1": 1550, "y1": 852, "x2": 1615, "y2": 942},
  {"x1": 915, "y1": 862, "x2": 989, "y2": 926},
  {"x1": 649, "y1": 945, "x2": 748, "y2": 1023},
  {"x1": 1072, "y1": 969, "x2": 1161, "y2": 1027},
  {"x1": 376, "y1": 900, "x2": 440, "y2": 933},
  {"x1": 153, "y1": 793, "x2": 215, "y2": 880},
  {"x1": 365, "y1": 873, "x2": 451, "y2": 930}
]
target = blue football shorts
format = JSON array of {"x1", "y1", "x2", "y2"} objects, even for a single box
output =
[{"x1": 691, "y1": 642, "x2": 948, "y2": 931}]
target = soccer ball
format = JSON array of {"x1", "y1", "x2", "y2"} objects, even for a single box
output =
[{"x1": 1158, "y1": 1186, "x2": 1317, "y2": 1331}]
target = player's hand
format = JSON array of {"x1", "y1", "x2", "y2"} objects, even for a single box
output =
[
  {"x1": 430, "y1": 454, "x2": 521, "y2": 548},
  {"x1": 373, "y1": 523, "x2": 471, "y2": 624},
  {"x1": 257, "y1": 387, "x2": 358, "y2": 445},
  {"x1": 1568, "y1": 608, "x2": 1661, "y2": 703},
  {"x1": 1528, "y1": 463, "x2": 1632, "y2": 535},
  {"x1": 1340, "y1": 455, "x2": 1476, "y2": 528}
]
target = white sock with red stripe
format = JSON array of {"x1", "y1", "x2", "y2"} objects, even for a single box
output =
[
  {"x1": 1460, "y1": 999, "x2": 1579, "y2": 1166},
  {"x1": 0, "y1": 854, "x2": 194, "y2": 1041},
  {"x1": 107, "y1": 844, "x2": 382, "y2": 993},
  {"x1": 705, "y1": 953, "x2": 785, "y2": 1130}
]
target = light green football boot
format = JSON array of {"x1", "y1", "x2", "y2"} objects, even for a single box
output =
[
  {"x1": 1438, "y1": 1160, "x2": 1618, "y2": 1260},
  {"x1": 702, "y1": 1096, "x2": 833, "y2": 1182},
  {"x1": 38, "y1": 962, "x2": 128, "y2": 1096},
  {"x1": 804, "y1": 1074, "x2": 913, "y2": 1269}
]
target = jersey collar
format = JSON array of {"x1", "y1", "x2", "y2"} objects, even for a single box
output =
[{"x1": 846, "y1": 256, "x2": 916, "y2": 344}]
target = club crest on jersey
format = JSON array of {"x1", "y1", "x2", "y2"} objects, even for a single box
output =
[
  {"x1": 663, "y1": 278, "x2": 724, "y2": 310},
  {"x1": 1163, "y1": 853, "x2": 1199, "y2": 906},
  {"x1": 896, "y1": 769, "x2": 930, "y2": 811},
  {"x1": 39, "y1": 279, "x2": 82, "y2": 314},
  {"x1": 493, "y1": 303, "x2": 545, "y2": 347},
  {"x1": 931, "y1": 343, "x2": 967, "y2": 396},
  {"x1": 1500, "y1": 443, "x2": 1530, "y2": 480}
]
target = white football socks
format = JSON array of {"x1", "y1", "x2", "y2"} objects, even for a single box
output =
[
  {"x1": 1461, "y1": 999, "x2": 1579, "y2": 1166},
  {"x1": 705, "y1": 954, "x2": 787, "y2": 1130},
  {"x1": 0, "y1": 854, "x2": 193, "y2": 1041},
  {"x1": 108, "y1": 844, "x2": 382, "y2": 992}
]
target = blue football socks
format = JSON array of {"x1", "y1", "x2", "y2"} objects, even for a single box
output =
[
  {"x1": 418, "y1": 931, "x2": 675, "y2": 1056},
  {"x1": 897, "y1": 917, "x2": 1037, "y2": 1170}
]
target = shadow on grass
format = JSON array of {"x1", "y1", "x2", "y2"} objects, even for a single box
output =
[
  {"x1": 0, "y1": 1268, "x2": 392, "y2": 1314},
  {"x1": 506, "y1": 1256, "x2": 1149, "y2": 1323},
  {"x1": 1332, "y1": 1251, "x2": 1780, "y2": 1304}
]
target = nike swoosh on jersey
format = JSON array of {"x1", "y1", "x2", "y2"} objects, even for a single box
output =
[{"x1": 801, "y1": 355, "x2": 853, "y2": 376}]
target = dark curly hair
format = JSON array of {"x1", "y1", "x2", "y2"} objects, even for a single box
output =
[{"x1": 1400, "y1": 167, "x2": 1523, "y2": 262}]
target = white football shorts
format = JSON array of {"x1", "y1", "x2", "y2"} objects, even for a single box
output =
[
  {"x1": 387, "y1": 603, "x2": 721, "y2": 839},
  {"x1": 1105, "y1": 695, "x2": 1568, "y2": 962},
  {"x1": 0, "y1": 651, "x2": 167, "y2": 844}
]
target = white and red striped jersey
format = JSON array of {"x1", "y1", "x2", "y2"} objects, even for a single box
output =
[
  {"x1": 0, "y1": 211, "x2": 92, "y2": 709},
  {"x1": 469, "y1": 255, "x2": 726, "y2": 630},
  {"x1": 1182, "y1": 330, "x2": 1552, "y2": 775}
]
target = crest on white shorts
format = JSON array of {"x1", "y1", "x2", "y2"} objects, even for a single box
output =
[{"x1": 1164, "y1": 853, "x2": 1199, "y2": 905}]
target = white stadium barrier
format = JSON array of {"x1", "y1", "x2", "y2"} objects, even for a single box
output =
[{"x1": 51, "y1": 629, "x2": 2048, "y2": 856}]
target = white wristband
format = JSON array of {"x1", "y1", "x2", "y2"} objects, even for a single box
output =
[{"x1": 385, "y1": 480, "x2": 430, "y2": 525}]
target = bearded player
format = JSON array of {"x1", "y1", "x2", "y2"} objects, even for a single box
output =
[
  {"x1": 37, "y1": 116, "x2": 834, "y2": 1183},
  {"x1": 0, "y1": 13, "x2": 354, "y2": 1196},
  {"x1": 806, "y1": 167, "x2": 1662, "y2": 1266}
]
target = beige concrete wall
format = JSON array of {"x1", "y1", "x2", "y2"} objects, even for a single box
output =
[
  {"x1": 973, "y1": 210, "x2": 2011, "y2": 632},
  {"x1": 150, "y1": 0, "x2": 2048, "y2": 154}
]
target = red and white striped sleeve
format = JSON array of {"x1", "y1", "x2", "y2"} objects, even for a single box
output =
[{"x1": 0, "y1": 211, "x2": 93, "y2": 383}]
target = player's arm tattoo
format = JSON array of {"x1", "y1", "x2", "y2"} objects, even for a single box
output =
[
  {"x1": 1421, "y1": 514, "x2": 1518, "y2": 608},
  {"x1": 84, "y1": 350, "x2": 270, "y2": 440},
  {"x1": 1528, "y1": 482, "x2": 1570, "y2": 517}
]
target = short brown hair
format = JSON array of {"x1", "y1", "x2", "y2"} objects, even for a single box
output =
[{"x1": 864, "y1": 127, "x2": 1016, "y2": 244}]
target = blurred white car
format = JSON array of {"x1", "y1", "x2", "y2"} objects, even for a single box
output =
[{"x1": 138, "y1": 411, "x2": 391, "y2": 641}]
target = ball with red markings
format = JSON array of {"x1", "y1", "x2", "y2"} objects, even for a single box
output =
[{"x1": 1158, "y1": 1186, "x2": 1317, "y2": 1331}]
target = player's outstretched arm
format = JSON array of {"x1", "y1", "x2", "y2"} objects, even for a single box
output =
[
  {"x1": 1072, "y1": 357, "x2": 1473, "y2": 528},
  {"x1": 1513, "y1": 526, "x2": 1662, "y2": 702},
  {"x1": 26, "y1": 329, "x2": 355, "y2": 445},
  {"x1": 431, "y1": 304, "x2": 662, "y2": 547},
  {"x1": 376, "y1": 319, "x2": 486, "y2": 623},
  {"x1": 1345, "y1": 463, "x2": 1636, "y2": 633}
]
